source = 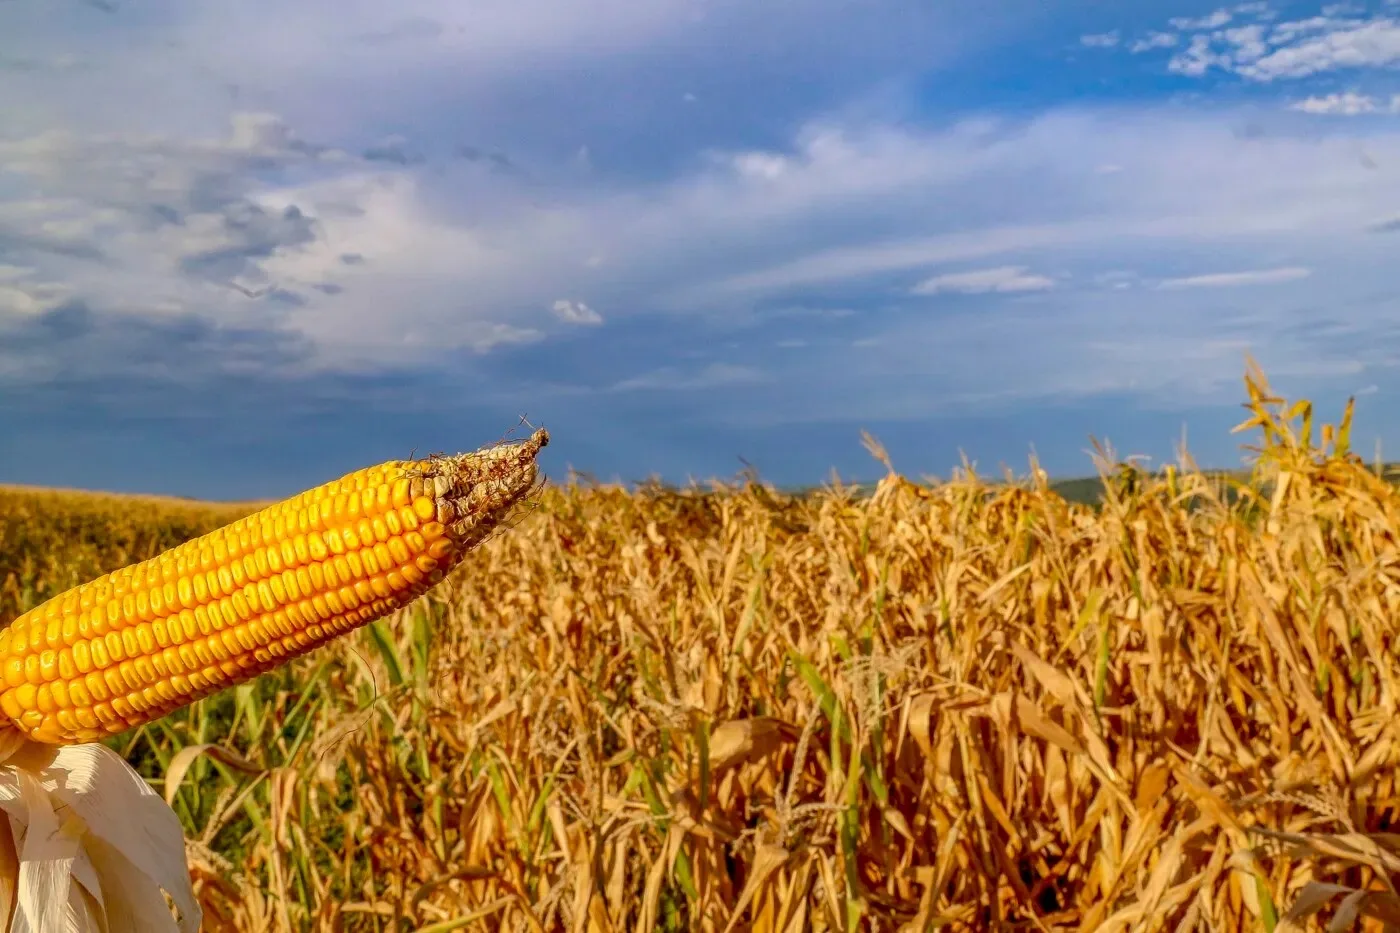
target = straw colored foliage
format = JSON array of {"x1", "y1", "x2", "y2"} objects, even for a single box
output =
[{"x1": 6, "y1": 363, "x2": 1400, "y2": 931}]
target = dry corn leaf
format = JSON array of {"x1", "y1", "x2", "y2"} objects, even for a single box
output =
[
  {"x1": 1276, "y1": 881, "x2": 1355, "y2": 930},
  {"x1": 722, "y1": 843, "x2": 790, "y2": 933},
  {"x1": 707, "y1": 717, "x2": 796, "y2": 773},
  {"x1": 1255, "y1": 830, "x2": 1400, "y2": 875},
  {"x1": 161, "y1": 745, "x2": 262, "y2": 808}
]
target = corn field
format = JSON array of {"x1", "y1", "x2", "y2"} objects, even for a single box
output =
[{"x1": 4, "y1": 363, "x2": 1400, "y2": 931}]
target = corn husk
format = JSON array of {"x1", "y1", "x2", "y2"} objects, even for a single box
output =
[{"x1": 0, "y1": 729, "x2": 199, "y2": 932}]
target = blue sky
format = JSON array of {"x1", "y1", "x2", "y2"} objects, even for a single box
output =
[{"x1": 3, "y1": 0, "x2": 1400, "y2": 499}]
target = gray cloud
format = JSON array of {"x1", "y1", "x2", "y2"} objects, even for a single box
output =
[
  {"x1": 456, "y1": 146, "x2": 519, "y2": 177},
  {"x1": 0, "y1": 301, "x2": 312, "y2": 396},
  {"x1": 0, "y1": 113, "x2": 333, "y2": 293},
  {"x1": 362, "y1": 136, "x2": 423, "y2": 165},
  {"x1": 177, "y1": 202, "x2": 319, "y2": 284}
]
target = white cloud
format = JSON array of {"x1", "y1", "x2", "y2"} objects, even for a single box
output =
[
  {"x1": 252, "y1": 172, "x2": 563, "y2": 361},
  {"x1": 1243, "y1": 18, "x2": 1400, "y2": 80},
  {"x1": 654, "y1": 111, "x2": 1400, "y2": 312},
  {"x1": 1081, "y1": 32, "x2": 1121, "y2": 49},
  {"x1": 1169, "y1": 9, "x2": 1234, "y2": 30},
  {"x1": 551, "y1": 299, "x2": 603, "y2": 325},
  {"x1": 0, "y1": 281, "x2": 71, "y2": 316},
  {"x1": 1155, "y1": 266, "x2": 1312, "y2": 288},
  {"x1": 1128, "y1": 7, "x2": 1400, "y2": 82},
  {"x1": 911, "y1": 265, "x2": 1056, "y2": 295},
  {"x1": 1094, "y1": 270, "x2": 1139, "y2": 290},
  {"x1": 1289, "y1": 91, "x2": 1380, "y2": 114},
  {"x1": 1223, "y1": 24, "x2": 1271, "y2": 61},
  {"x1": 1169, "y1": 34, "x2": 1233, "y2": 76},
  {"x1": 1130, "y1": 32, "x2": 1180, "y2": 53},
  {"x1": 682, "y1": 103, "x2": 1400, "y2": 313},
  {"x1": 731, "y1": 152, "x2": 790, "y2": 180}
]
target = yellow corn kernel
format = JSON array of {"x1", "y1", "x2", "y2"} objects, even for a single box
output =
[{"x1": 0, "y1": 429, "x2": 547, "y2": 744}]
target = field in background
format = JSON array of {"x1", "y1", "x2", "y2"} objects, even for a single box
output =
[{"x1": 3, "y1": 365, "x2": 1400, "y2": 931}]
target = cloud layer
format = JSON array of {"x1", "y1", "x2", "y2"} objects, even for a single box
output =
[{"x1": 4, "y1": 0, "x2": 1400, "y2": 495}]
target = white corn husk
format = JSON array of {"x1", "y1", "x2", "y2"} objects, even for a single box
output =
[{"x1": 0, "y1": 729, "x2": 199, "y2": 933}]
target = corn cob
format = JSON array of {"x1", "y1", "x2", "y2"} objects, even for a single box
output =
[{"x1": 0, "y1": 428, "x2": 549, "y2": 745}]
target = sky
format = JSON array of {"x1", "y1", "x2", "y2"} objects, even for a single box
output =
[{"x1": 2, "y1": 0, "x2": 1400, "y2": 499}]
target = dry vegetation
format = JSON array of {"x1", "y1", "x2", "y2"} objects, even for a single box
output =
[
  {"x1": 6, "y1": 364, "x2": 1400, "y2": 931},
  {"x1": 0, "y1": 486, "x2": 258, "y2": 623}
]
